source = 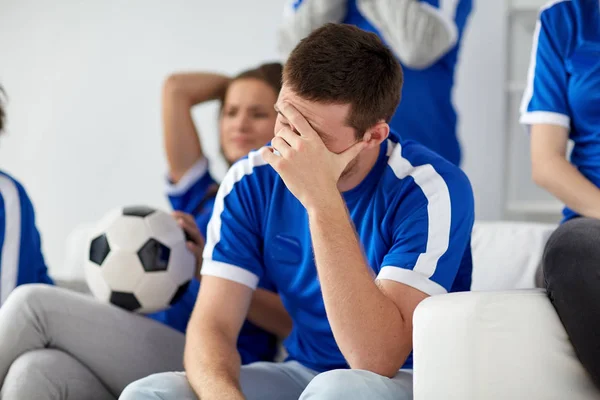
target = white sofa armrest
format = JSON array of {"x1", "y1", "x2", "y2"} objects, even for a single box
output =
[{"x1": 413, "y1": 290, "x2": 599, "y2": 400}]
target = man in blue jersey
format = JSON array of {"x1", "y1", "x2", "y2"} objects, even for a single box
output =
[
  {"x1": 278, "y1": 0, "x2": 472, "y2": 166},
  {"x1": 121, "y1": 23, "x2": 474, "y2": 400},
  {"x1": 0, "y1": 86, "x2": 52, "y2": 305}
]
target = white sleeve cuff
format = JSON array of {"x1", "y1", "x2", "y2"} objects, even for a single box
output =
[
  {"x1": 377, "y1": 266, "x2": 447, "y2": 296},
  {"x1": 520, "y1": 111, "x2": 570, "y2": 129},
  {"x1": 165, "y1": 158, "x2": 209, "y2": 197},
  {"x1": 201, "y1": 260, "x2": 259, "y2": 290}
]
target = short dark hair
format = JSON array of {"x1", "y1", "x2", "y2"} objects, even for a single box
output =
[
  {"x1": 284, "y1": 23, "x2": 403, "y2": 138},
  {"x1": 0, "y1": 85, "x2": 5, "y2": 134}
]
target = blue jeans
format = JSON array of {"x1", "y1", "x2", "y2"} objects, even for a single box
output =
[{"x1": 119, "y1": 361, "x2": 413, "y2": 400}]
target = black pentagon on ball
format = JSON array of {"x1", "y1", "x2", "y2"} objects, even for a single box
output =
[
  {"x1": 122, "y1": 205, "x2": 156, "y2": 218},
  {"x1": 89, "y1": 234, "x2": 110, "y2": 266},
  {"x1": 110, "y1": 291, "x2": 142, "y2": 312},
  {"x1": 170, "y1": 280, "x2": 191, "y2": 306},
  {"x1": 137, "y1": 238, "x2": 171, "y2": 272}
]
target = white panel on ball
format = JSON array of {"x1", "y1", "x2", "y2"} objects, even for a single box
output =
[
  {"x1": 134, "y1": 271, "x2": 178, "y2": 313},
  {"x1": 100, "y1": 251, "x2": 145, "y2": 292},
  {"x1": 167, "y1": 241, "x2": 196, "y2": 286},
  {"x1": 105, "y1": 216, "x2": 152, "y2": 252},
  {"x1": 84, "y1": 263, "x2": 111, "y2": 302},
  {"x1": 145, "y1": 210, "x2": 185, "y2": 247}
]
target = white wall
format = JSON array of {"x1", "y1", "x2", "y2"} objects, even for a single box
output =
[
  {"x1": 0, "y1": 0, "x2": 283, "y2": 277},
  {"x1": 0, "y1": 0, "x2": 509, "y2": 277},
  {"x1": 455, "y1": 1, "x2": 507, "y2": 221}
]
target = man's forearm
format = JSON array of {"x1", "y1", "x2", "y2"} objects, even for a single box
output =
[
  {"x1": 307, "y1": 192, "x2": 409, "y2": 376},
  {"x1": 184, "y1": 326, "x2": 244, "y2": 400}
]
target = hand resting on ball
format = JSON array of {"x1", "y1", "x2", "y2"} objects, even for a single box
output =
[{"x1": 172, "y1": 211, "x2": 205, "y2": 279}]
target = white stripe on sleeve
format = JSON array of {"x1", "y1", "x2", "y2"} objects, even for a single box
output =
[
  {"x1": 165, "y1": 157, "x2": 209, "y2": 197},
  {"x1": 201, "y1": 260, "x2": 260, "y2": 290},
  {"x1": 378, "y1": 266, "x2": 447, "y2": 295},
  {"x1": 384, "y1": 141, "x2": 452, "y2": 279}
]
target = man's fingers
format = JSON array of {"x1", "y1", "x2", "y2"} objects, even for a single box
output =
[
  {"x1": 279, "y1": 102, "x2": 317, "y2": 139},
  {"x1": 277, "y1": 127, "x2": 302, "y2": 149},
  {"x1": 271, "y1": 136, "x2": 293, "y2": 158},
  {"x1": 261, "y1": 146, "x2": 279, "y2": 164},
  {"x1": 338, "y1": 140, "x2": 368, "y2": 168}
]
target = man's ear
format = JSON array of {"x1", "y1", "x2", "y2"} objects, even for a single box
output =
[{"x1": 362, "y1": 121, "x2": 390, "y2": 147}]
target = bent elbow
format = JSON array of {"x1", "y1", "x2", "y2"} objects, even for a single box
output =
[
  {"x1": 162, "y1": 74, "x2": 187, "y2": 98},
  {"x1": 349, "y1": 359, "x2": 401, "y2": 378},
  {"x1": 347, "y1": 349, "x2": 408, "y2": 378}
]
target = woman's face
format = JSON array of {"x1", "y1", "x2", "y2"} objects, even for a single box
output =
[{"x1": 220, "y1": 78, "x2": 278, "y2": 164}]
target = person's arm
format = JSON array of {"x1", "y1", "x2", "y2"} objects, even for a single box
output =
[
  {"x1": 186, "y1": 152, "x2": 276, "y2": 396},
  {"x1": 356, "y1": 0, "x2": 468, "y2": 69},
  {"x1": 184, "y1": 276, "x2": 251, "y2": 400},
  {"x1": 162, "y1": 72, "x2": 231, "y2": 183},
  {"x1": 277, "y1": 0, "x2": 347, "y2": 59},
  {"x1": 531, "y1": 125, "x2": 600, "y2": 219},
  {"x1": 307, "y1": 194, "x2": 427, "y2": 376}
]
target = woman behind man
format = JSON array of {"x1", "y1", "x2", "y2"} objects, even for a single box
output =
[
  {"x1": 521, "y1": 0, "x2": 600, "y2": 388},
  {"x1": 0, "y1": 63, "x2": 291, "y2": 400}
]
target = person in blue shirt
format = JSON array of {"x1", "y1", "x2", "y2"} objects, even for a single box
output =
[
  {"x1": 0, "y1": 85, "x2": 52, "y2": 305},
  {"x1": 521, "y1": 0, "x2": 600, "y2": 388},
  {"x1": 0, "y1": 64, "x2": 291, "y2": 400},
  {"x1": 122, "y1": 23, "x2": 474, "y2": 400},
  {"x1": 277, "y1": 0, "x2": 473, "y2": 166}
]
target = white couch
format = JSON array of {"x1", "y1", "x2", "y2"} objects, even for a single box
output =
[
  {"x1": 413, "y1": 221, "x2": 600, "y2": 400},
  {"x1": 60, "y1": 221, "x2": 600, "y2": 399}
]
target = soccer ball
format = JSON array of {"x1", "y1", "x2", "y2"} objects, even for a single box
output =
[{"x1": 85, "y1": 205, "x2": 196, "y2": 313}]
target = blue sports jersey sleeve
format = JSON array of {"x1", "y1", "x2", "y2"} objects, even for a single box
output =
[
  {"x1": 201, "y1": 151, "x2": 271, "y2": 289},
  {"x1": 166, "y1": 158, "x2": 217, "y2": 215},
  {"x1": 377, "y1": 144, "x2": 474, "y2": 295},
  {"x1": 520, "y1": 4, "x2": 571, "y2": 128}
]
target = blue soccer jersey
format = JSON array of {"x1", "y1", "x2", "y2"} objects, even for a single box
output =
[
  {"x1": 0, "y1": 171, "x2": 52, "y2": 304},
  {"x1": 285, "y1": 0, "x2": 472, "y2": 165},
  {"x1": 202, "y1": 138, "x2": 474, "y2": 371},
  {"x1": 520, "y1": 0, "x2": 600, "y2": 222},
  {"x1": 147, "y1": 158, "x2": 278, "y2": 364}
]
